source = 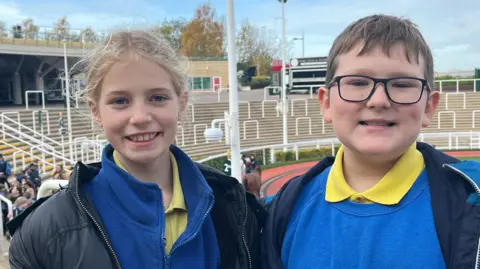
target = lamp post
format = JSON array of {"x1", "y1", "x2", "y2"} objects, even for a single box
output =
[
  {"x1": 292, "y1": 30, "x2": 305, "y2": 57},
  {"x1": 63, "y1": 40, "x2": 74, "y2": 165},
  {"x1": 225, "y1": 0, "x2": 242, "y2": 181},
  {"x1": 279, "y1": 0, "x2": 288, "y2": 151}
]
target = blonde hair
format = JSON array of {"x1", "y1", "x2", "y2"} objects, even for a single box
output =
[{"x1": 76, "y1": 28, "x2": 188, "y2": 103}]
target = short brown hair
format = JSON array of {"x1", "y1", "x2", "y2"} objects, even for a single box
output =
[{"x1": 326, "y1": 14, "x2": 434, "y2": 89}]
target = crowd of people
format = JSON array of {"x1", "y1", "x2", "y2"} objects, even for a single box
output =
[{"x1": 0, "y1": 154, "x2": 70, "y2": 238}]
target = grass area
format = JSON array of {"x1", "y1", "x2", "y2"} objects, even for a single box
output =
[{"x1": 459, "y1": 157, "x2": 480, "y2": 161}]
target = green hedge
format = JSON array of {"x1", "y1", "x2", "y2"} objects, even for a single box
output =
[
  {"x1": 199, "y1": 147, "x2": 340, "y2": 172},
  {"x1": 275, "y1": 147, "x2": 340, "y2": 162},
  {"x1": 250, "y1": 76, "x2": 271, "y2": 89}
]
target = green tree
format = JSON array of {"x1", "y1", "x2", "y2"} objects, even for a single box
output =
[
  {"x1": 0, "y1": 21, "x2": 6, "y2": 37},
  {"x1": 22, "y1": 18, "x2": 39, "y2": 39},
  {"x1": 80, "y1": 26, "x2": 96, "y2": 43},
  {"x1": 54, "y1": 16, "x2": 70, "y2": 41},
  {"x1": 154, "y1": 18, "x2": 186, "y2": 50}
]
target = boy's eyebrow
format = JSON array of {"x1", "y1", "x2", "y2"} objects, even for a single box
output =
[{"x1": 343, "y1": 68, "x2": 421, "y2": 78}]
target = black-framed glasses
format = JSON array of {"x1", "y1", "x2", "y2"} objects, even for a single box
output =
[{"x1": 328, "y1": 75, "x2": 429, "y2": 104}]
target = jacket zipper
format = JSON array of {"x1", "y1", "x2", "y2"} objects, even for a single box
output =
[
  {"x1": 74, "y1": 165, "x2": 122, "y2": 269},
  {"x1": 443, "y1": 164, "x2": 480, "y2": 269},
  {"x1": 165, "y1": 194, "x2": 215, "y2": 268},
  {"x1": 240, "y1": 185, "x2": 253, "y2": 269}
]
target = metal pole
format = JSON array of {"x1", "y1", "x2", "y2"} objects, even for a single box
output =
[
  {"x1": 63, "y1": 42, "x2": 74, "y2": 165},
  {"x1": 226, "y1": 0, "x2": 242, "y2": 182},
  {"x1": 281, "y1": 0, "x2": 288, "y2": 151},
  {"x1": 302, "y1": 29, "x2": 305, "y2": 57}
]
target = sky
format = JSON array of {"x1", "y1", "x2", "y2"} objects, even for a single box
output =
[{"x1": 0, "y1": 0, "x2": 479, "y2": 73}]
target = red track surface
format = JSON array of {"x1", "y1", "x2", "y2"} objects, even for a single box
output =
[{"x1": 261, "y1": 151, "x2": 480, "y2": 197}]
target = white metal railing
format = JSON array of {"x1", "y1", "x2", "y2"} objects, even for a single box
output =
[
  {"x1": 25, "y1": 90, "x2": 46, "y2": 110},
  {"x1": 309, "y1": 86, "x2": 320, "y2": 99},
  {"x1": 264, "y1": 86, "x2": 281, "y2": 100},
  {"x1": 417, "y1": 131, "x2": 480, "y2": 151},
  {"x1": 194, "y1": 124, "x2": 208, "y2": 145},
  {"x1": 437, "y1": 111, "x2": 456, "y2": 129},
  {"x1": 175, "y1": 125, "x2": 185, "y2": 146},
  {"x1": 81, "y1": 141, "x2": 102, "y2": 163},
  {"x1": 291, "y1": 99, "x2": 308, "y2": 116},
  {"x1": 0, "y1": 138, "x2": 59, "y2": 173},
  {"x1": 470, "y1": 132, "x2": 480, "y2": 149},
  {"x1": 1, "y1": 115, "x2": 68, "y2": 158},
  {"x1": 296, "y1": 117, "x2": 312, "y2": 136},
  {"x1": 239, "y1": 101, "x2": 251, "y2": 119},
  {"x1": 0, "y1": 195, "x2": 13, "y2": 256},
  {"x1": 435, "y1": 78, "x2": 480, "y2": 93},
  {"x1": 198, "y1": 131, "x2": 480, "y2": 165},
  {"x1": 473, "y1": 110, "x2": 480, "y2": 128},
  {"x1": 29, "y1": 145, "x2": 48, "y2": 174},
  {"x1": 32, "y1": 110, "x2": 51, "y2": 135},
  {"x1": 445, "y1": 92, "x2": 466, "y2": 110},
  {"x1": 188, "y1": 103, "x2": 195, "y2": 122},
  {"x1": 262, "y1": 100, "x2": 279, "y2": 118},
  {"x1": 243, "y1": 120, "x2": 259, "y2": 140},
  {"x1": 13, "y1": 151, "x2": 26, "y2": 172},
  {"x1": 1, "y1": 111, "x2": 21, "y2": 139}
]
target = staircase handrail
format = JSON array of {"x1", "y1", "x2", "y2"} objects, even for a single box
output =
[
  {"x1": 0, "y1": 126, "x2": 74, "y2": 164},
  {"x1": 1, "y1": 114, "x2": 64, "y2": 149}
]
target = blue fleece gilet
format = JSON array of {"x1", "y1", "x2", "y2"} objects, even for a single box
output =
[{"x1": 84, "y1": 145, "x2": 220, "y2": 269}]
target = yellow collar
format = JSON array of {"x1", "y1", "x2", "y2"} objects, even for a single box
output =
[
  {"x1": 325, "y1": 142, "x2": 425, "y2": 205},
  {"x1": 113, "y1": 151, "x2": 186, "y2": 212}
]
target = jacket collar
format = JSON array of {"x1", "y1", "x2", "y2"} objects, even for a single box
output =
[{"x1": 69, "y1": 144, "x2": 214, "y2": 229}]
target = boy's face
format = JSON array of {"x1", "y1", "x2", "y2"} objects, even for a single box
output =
[{"x1": 319, "y1": 42, "x2": 439, "y2": 161}]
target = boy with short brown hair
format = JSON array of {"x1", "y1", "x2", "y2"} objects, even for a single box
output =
[{"x1": 261, "y1": 14, "x2": 480, "y2": 269}]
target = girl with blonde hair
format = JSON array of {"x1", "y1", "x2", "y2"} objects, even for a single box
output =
[{"x1": 8, "y1": 28, "x2": 265, "y2": 269}]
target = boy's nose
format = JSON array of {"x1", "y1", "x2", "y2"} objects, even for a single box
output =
[{"x1": 365, "y1": 83, "x2": 392, "y2": 109}]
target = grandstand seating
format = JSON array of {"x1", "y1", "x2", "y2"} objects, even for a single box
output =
[{"x1": 1, "y1": 91, "x2": 480, "y2": 174}]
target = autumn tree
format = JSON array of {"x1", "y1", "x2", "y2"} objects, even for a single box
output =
[
  {"x1": 54, "y1": 16, "x2": 70, "y2": 41},
  {"x1": 179, "y1": 3, "x2": 225, "y2": 58},
  {"x1": 154, "y1": 18, "x2": 186, "y2": 50}
]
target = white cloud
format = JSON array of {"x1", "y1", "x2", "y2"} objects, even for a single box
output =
[
  {"x1": 241, "y1": 0, "x2": 480, "y2": 72},
  {"x1": 0, "y1": 2, "x2": 28, "y2": 24}
]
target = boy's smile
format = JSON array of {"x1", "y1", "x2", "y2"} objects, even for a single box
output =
[{"x1": 319, "y1": 42, "x2": 440, "y2": 162}]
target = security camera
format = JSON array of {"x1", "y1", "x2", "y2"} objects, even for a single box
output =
[{"x1": 204, "y1": 128, "x2": 223, "y2": 141}]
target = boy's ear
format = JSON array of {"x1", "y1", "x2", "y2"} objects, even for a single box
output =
[
  {"x1": 422, "y1": 90, "x2": 440, "y2": 127},
  {"x1": 318, "y1": 87, "x2": 333, "y2": 123},
  {"x1": 88, "y1": 98, "x2": 102, "y2": 126}
]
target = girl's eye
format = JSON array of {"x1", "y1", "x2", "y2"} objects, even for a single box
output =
[
  {"x1": 151, "y1": 95, "x2": 167, "y2": 102},
  {"x1": 111, "y1": 98, "x2": 127, "y2": 105}
]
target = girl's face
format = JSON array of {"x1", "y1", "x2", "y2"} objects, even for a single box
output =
[
  {"x1": 91, "y1": 54, "x2": 187, "y2": 166},
  {"x1": 55, "y1": 165, "x2": 62, "y2": 173}
]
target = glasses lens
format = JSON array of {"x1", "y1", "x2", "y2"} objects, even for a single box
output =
[
  {"x1": 338, "y1": 76, "x2": 374, "y2": 101},
  {"x1": 387, "y1": 78, "x2": 423, "y2": 103}
]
